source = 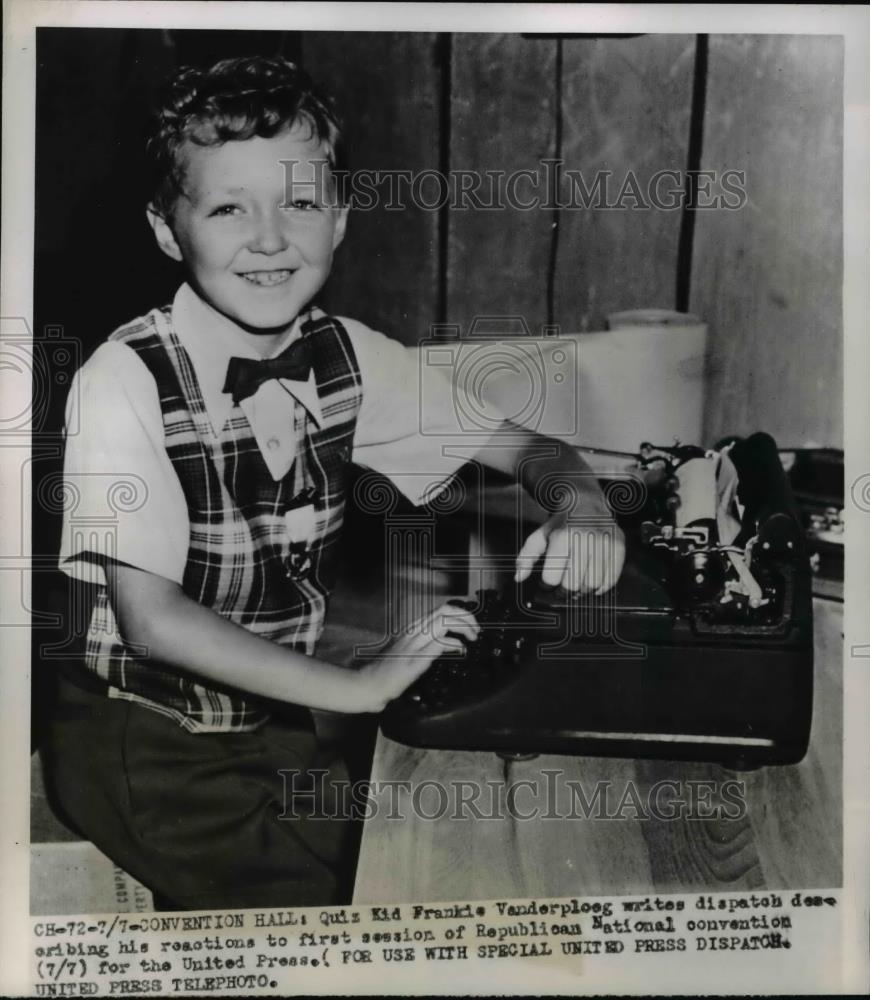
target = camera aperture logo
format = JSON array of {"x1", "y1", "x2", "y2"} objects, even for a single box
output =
[
  {"x1": 0, "y1": 319, "x2": 81, "y2": 436},
  {"x1": 420, "y1": 317, "x2": 578, "y2": 439}
]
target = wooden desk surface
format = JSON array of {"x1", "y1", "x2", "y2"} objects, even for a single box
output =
[{"x1": 353, "y1": 598, "x2": 842, "y2": 903}]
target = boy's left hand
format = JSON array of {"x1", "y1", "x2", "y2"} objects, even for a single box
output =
[{"x1": 514, "y1": 512, "x2": 626, "y2": 595}]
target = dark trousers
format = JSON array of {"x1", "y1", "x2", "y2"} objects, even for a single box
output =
[{"x1": 41, "y1": 674, "x2": 359, "y2": 911}]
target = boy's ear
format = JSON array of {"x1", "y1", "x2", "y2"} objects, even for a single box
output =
[
  {"x1": 146, "y1": 205, "x2": 183, "y2": 263},
  {"x1": 332, "y1": 205, "x2": 349, "y2": 251}
]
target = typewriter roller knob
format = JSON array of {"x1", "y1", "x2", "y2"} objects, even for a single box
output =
[
  {"x1": 757, "y1": 512, "x2": 802, "y2": 561},
  {"x1": 675, "y1": 549, "x2": 726, "y2": 603}
]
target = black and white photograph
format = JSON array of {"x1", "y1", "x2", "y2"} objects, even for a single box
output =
[{"x1": 2, "y1": 3, "x2": 868, "y2": 996}]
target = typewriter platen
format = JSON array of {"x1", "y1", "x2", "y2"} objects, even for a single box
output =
[{"x1": 380, "y1": 433, "x2": 813, "y2": 767}]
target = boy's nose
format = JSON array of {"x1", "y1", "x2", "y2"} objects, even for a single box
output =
[{"x1": 248, "y1": 210, "x2": 289, "y2": 255}]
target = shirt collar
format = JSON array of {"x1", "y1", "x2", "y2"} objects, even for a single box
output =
[{"x1": 170, "y1": 283, "x2": 322, "y2": 434}]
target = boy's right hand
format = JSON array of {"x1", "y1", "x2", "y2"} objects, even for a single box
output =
[{"x1": 360, "y1": 601, "x2": 480, "y2": 712}]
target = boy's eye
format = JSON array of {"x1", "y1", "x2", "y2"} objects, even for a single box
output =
[
  {"x1": 209, "y1": 204, "x2": 242, "y2": 217},
  {"x1": 288, "y1": 199, "x2": 319, "y2": 211}
]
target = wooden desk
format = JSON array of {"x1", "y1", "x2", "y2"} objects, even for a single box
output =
[{"x1": 353, "y1": 598, "x2": 842, "y2": 902}]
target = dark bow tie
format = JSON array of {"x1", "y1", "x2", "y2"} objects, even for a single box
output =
[{"x1": 223, "y1": 337, "x2": 313, "y2": 405}]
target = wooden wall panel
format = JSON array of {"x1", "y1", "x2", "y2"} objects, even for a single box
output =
[
  {"x1": 555, "y1": 35, "x2": 695, "y2": 332},
  {"x1": 690, "y1": 35, "x2": 843, "y2": 448},
  {"x1": 300, "y1": 32, "x2": 441, "y2": 345},
  {"x1": 447, "y1": 34, "x2": 557, "y2": 333}
]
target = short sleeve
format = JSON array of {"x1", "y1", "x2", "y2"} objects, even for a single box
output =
[
  {"x1": 59, "y1": 342, "x2": 190, "y2": 587},
  {"x1": 342, "y1": 318, "x2": 503, "y2": 505}
]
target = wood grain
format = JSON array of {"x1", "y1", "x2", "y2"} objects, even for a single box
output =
[
  {"x1": 447, "y1": 34, "x2": 557, "y2": 332},
  {"x1": 635, "y1": 759, "x2": 766, "y2": 892},
  {"x1": 741, "y1": 601, "x2": 842, "y2": 887},
  {"x1": 690, "y1": 35, "x2": 844, "y2": 448},
  {"x1": 555, "y1": 35, "x2": 696, "y2": 332},
  {"x1": 508, "y1": 754, "x2": 654, "y2": 898},
  {"x1": 300, "y1": 32, "x2": 442, "y2": 344},
  {"x1": 353, "y1": 599, "x2": 841, "y2": 902},
  {"x1": 354, "y1": 744, "x2": 520, "y2": 904}
]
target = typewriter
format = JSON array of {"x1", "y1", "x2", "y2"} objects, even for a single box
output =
[{"x1": 380, "y1": 432, "x2": 814, "y2": 767}]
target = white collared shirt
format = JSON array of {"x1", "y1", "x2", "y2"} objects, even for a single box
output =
[
  {"x1": 171, "y1": 284, "x2": 323, "y2": 481},
  {"x1": 60, "y1": 283, "x2": 499, "y2": 586}
]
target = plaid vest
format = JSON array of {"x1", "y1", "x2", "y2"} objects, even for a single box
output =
[{"x1": 83, "y1": 305, "x2": 363, "y2": 732}]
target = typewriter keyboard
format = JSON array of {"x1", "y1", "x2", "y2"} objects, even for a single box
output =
[{"x1": 400, "y1": 590, "x2": 527, "y2": 714}]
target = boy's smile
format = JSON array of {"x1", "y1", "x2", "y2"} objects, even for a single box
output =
[{"x1": 148, "y1": 125, "x2": 347, "y2": 355}]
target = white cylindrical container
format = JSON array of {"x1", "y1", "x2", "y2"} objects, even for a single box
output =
[
  {"x1": 673, "y1": 456, "x2": 718, "y2": 527},
  {"x1": 572, "y1": 308, "x2": 707, "y2": 460},
  {"x1": 423, "y1": 309, "x2": 707, "y2": 477}
]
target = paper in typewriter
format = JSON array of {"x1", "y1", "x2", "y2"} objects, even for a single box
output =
[{"x1": 1, "y1": 2, "x2": 867, "y2": 997}]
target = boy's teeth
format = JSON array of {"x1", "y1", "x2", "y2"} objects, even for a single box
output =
[{"x1": 242, "y1": 270, "x2": 291, "y2": 286}]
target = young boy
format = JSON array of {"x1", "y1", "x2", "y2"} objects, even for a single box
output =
[{"x1": 46, "y1": 55, "x2": 624, "y2": 910}]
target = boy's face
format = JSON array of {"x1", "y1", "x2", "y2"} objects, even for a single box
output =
[{"x1": 149, "y1": 125, "x2": 347, "y2": 347}]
